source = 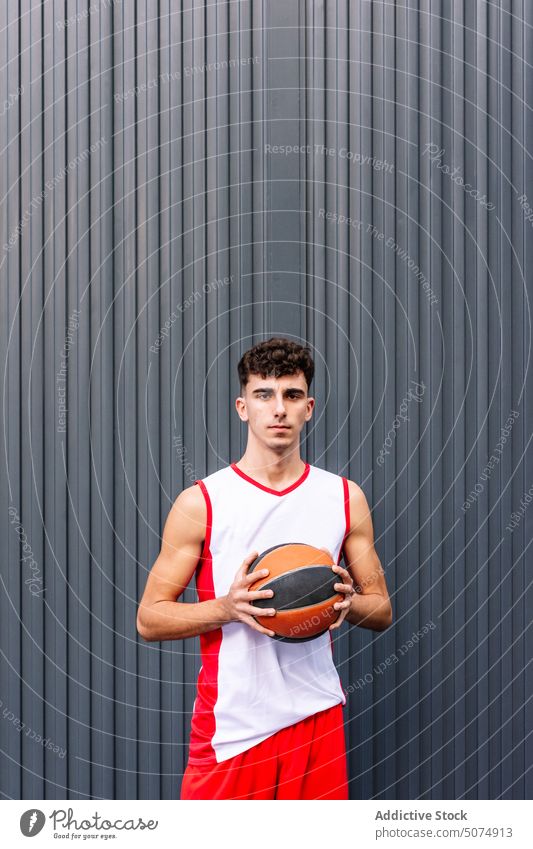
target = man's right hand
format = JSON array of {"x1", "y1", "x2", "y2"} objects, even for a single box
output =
[{"x1": 220, "y1": 551, "x2": 277, "y2": 637}]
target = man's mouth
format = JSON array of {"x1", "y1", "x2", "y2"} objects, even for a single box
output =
[{"x1": 269, "y1": 425, "x2": 290, "y2": 430}]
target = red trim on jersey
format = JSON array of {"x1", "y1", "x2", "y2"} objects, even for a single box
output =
[
  {"x1": 330, "y1": 478, "x2": 352, "y2": 676},
  {"x1": 189, "y1": 480, "x2": 220, "y2": 765},
  {"x1": 230, "y1": 461, "x2": 310, "y2": 496},
  {"x1": 337, "y1": 477, "x2": 351, "y2": 564},
  {"x1": 195, "y1": 479, "x2": 212, "y2": 560}
]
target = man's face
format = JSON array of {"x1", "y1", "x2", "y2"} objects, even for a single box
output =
[{"x1": 235, "y1": 371, "x2": 315, "y2": 450}]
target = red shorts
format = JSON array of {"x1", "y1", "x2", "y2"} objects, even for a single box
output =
[{"x1": 180, "y1": 702, "x2": 348, "y2": 800}]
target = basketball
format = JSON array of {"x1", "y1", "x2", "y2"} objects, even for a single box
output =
[{"x1": 247, "y1": 543, "x2": 344, "y2": 641}]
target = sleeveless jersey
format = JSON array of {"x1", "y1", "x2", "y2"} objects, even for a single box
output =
[{"x1": 187, "y1": 461, "x2": 350, "y2": 764}]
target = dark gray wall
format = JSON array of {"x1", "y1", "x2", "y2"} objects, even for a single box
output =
[{"x1": 1, "y1": 0, "x2": 531, "y2": 800}]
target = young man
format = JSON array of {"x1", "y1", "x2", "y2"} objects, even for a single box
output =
[{"x1": 137, "y1": 337, "x2": 393, "y2": 800}]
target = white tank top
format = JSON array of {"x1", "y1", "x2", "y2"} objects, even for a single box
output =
[{"x1": 187, "y1": 462, "x2": 350, "y2": 764}]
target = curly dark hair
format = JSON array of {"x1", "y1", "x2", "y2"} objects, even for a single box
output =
[{"x1": 237, "y1": 337, "x2": 315, "y2": 391}]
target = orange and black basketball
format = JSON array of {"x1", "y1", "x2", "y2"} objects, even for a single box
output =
[{"x1": 247, "y1": 543, "x2": 344, "y2": 641}]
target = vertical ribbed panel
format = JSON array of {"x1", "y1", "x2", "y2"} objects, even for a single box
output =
[
  {"x1": 0, "y1": 1, "x2": 531, "y2": 800},
  {"x1": 300, "y1": 0, "x2": 531, "y2": 800}
]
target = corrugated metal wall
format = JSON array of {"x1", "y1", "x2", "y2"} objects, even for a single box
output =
[{"x1": 1, "y1": 0, "x2": 531, "y2": 800}]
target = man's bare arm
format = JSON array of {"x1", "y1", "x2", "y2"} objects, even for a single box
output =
[
  {"x1": 136, "y1": 485, "x2": 230, "y2": 641},
  {"x1": 341, "y1": 480, "x2": 393, "y2": 631},
  {"x1": 136, "y1": 485, "x2": 278, "y2": 642}
]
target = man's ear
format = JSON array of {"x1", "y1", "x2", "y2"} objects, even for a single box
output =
[
  {"x1": 235, "y1": 395, "x2": 248, "y2": 422},
  {"x1": 305, "y1": 396, "x2": 315, "y2": 421}
]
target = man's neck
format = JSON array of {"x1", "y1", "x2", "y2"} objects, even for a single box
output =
[{"x1": 234, "y1": 451, "x2": 306, "y2": 490}]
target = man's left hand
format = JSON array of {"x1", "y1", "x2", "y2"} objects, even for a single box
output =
[{"x1": 329, "y1": 564, "x2": 356, "y2": 630}]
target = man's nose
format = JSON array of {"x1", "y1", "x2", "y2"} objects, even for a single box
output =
[{"x1": 274, "y1": 395, "x2": 287, "y2": 415}]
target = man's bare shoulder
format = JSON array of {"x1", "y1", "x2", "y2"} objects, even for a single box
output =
[
  {"x1": 165, "y1": 483, "x2": 207, "y2": 545},
  {"x1": 345, "y1": 479, "x2": 373, "y2": 533}
]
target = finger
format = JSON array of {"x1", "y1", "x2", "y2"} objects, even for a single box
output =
[
  {"x1": 332, "y1": 564, "x2": 351, "y2": 579},
  {"x1": 245, "y1": 550, "x2": 259, "y2": 563},
  {"x1": 241, "y1": 614, "x2": 276, "y2": 638},
  {"x1": 241, "y1": 603, "x2": 277, "y2": 617},
  {"x1": 334, "y1": 582, "x2": 354, "y2": 593},
  {"x1": 235, "y1": 551, "x2": 259, "y2": 579},
  {"x1": 239, "y1": 551, "x2": 259, "y2": 573},
  {"x1": 330, "y1": 602, "x2": 351, "y2": 627},
  {"x1": 333, "y1": 599, "x2": 351, "y2": 610},
  {"x1": 244, "y1": 567, "x2": 269, "y2": 584},
  {"x1": 234, "y1": 587, "x2": 272, "y2": 604},
  {"x1": 330, "y1": 610, "x2": 348, "y2": 629},
  {"x1": 234, "y1": 561, "x2": 249, "y2": 582},
  {"x1": 332, "y1": 571, "x2": 352, "y2": 587},
  {"x1": 246, "y1": 589, "x2": 275, "y2": 600}
]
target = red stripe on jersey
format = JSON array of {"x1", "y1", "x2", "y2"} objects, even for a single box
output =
[
  {"x1": 338, "y1": 477, "x2": 351, "y2": 564},
  {"x1": 230, "y1": 461, "x2": 311, "y2": 496},
  {"x1": 195, "y1": 479, "x2": 212, "y2": 565},
  {"x1": 331, "y1": 477, "x2": 351, "y2": 682},
  {"x1": 188, "y1": 480, "x2": 220, "y2": 765}
]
